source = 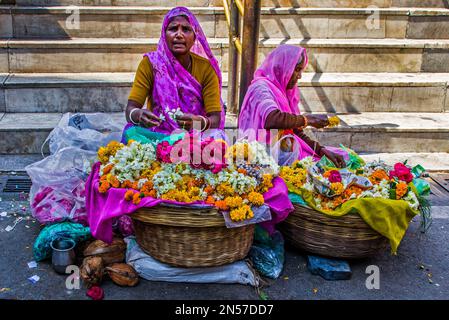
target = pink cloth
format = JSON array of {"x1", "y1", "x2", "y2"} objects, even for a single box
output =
[
  {"x1": 141, "y1": 6, "x2": 225, "y2": 134},
  {"x1": 238, "y1": 45, "x2": 308, "y2": 145},
  {"x1": 86, "y1": 162, "x2": 293, "y2": 242}
]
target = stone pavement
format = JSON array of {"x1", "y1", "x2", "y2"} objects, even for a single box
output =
[{"x1": 1, "y1": 195, "x2": 448, "y2": 300}]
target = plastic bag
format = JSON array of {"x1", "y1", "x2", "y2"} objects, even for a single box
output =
[
  {"x1": 248, "y1": 225, "x2": 285, "y2": 279},
  {"x1": 271, "y1": 134, "x2": 301, "y2": 166},
  {"x1": 44, "y1": 113, "x2": 125, "y2": 155},
  {"x1": 222, "y1": 204, "x2": 272, "y2": 228},
  {"x1": 125, "y1": 237, "x2": 258, "y2": 286},
  {"x1": 26, "y1": 147, "x2": 96, "y2": 225},
  {"x1": 33, "y1": 222, "x2": 91, "y2": 262}
]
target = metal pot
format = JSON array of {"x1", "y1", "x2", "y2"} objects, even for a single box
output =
[{"x1": 50, "y1": 238, "x2": 76, "y2": 274}]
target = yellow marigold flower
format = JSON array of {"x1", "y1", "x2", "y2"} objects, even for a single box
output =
[
  {"x1": 330, "y1": 182, "x2": 344, "y2": 195},
  {"x1": 248, "y1": 192, "x2": 265, "y2": 206},
  {"x1": 230, "y1": 204, "x2": 253, "y2": 222},
  {"x1": 97, "y1": 141, "x2": 124, "y2": 164},
  {"x1": 327, "y1": 116, "x2": 340, "y2": 128},
  {"x1": 225, "y1": 196, "x2": 243, "y2": 209},
  {"x1": 216, "y1": 183, "x2": 235, "y2": 197}
]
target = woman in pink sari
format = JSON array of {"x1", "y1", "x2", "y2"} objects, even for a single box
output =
[
  {"x1": 123, "y1": 7, "x2": 225, "y2": 137},
  {"x1": 239, "y1": 45, "x2": 347, "y2": 168}
]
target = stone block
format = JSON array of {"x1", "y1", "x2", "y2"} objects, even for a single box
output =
[
  {"x1": 422, "y1": 49, "x2": 449, "y2": 72},
  {"x1": 307, "y1": 255, "x2": 352, "y2": 281},
  {"x1": 406, "y1": 16, "x2": 449, "y2": 39},
  {"x1": 5, "y1": 86, "x2": 129, "y2": 113},
  {"x1": 0, "y1": 12, "x2": 13, "y2": 38}
]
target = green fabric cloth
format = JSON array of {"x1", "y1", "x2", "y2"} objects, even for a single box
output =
[{"x1": 286, "y1": 182, "x2": 419, "y2": 254}]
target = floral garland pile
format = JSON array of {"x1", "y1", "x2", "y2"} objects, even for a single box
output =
[
  {"x1": 280, "y1": 157, "x2": 421, "y2": 211},
  {"x1": 96, "y1": 136, "x2": 279, "y2": 222}
]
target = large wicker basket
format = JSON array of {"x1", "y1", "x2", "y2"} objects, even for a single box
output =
[
  {"x1": 279, "y1": 204, "x2": 389, "y2": 259},
  {"x1": 131, "y1": 204, "x2": 255, "y2": 267}
]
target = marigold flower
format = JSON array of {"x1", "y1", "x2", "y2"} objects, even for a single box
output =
[
  {"x1": 369, "y1": 169, "x2": 390, "y2": 184},
  {"x1": 98, "y1": 181, "x2": 110, "y2": 193},
  {"x1": 396, "y1": 182, "x2": 408, "y2": 199},
  {"x1": 248, "y1": 192, "x2": 265, "y2": 206},
  {"x1": 330, "y1": 182, "x2": 344, "y2": 195},
  {"x1": 102, "y1": 163, "x2": 114, "y2": 175},
  {"x1": 109, "y1": 175, "x2": 120, "y2": 188},
  {"x1": 230, "y1": 204, "x2": 252, "y2": 222},
  {"x1": 132, "y1": 192, "x2": 141, "y2": 205},
  {"x1": 124, "y1": 190, "x2": 135, "y2": 201},
  {"x1": 215, "y1": 200, "x2": 229, "y2": 211},
  {"x1": 204, "y1": 185, "x2": 214, "y2": 195},
  {"x1": 225, "y1": 196, "x2": 243, "y2": 209},
  {"x1": 121, "y1": 180, "x2": 133, "y2": 189},
  {"x1": 206, "y1": 196, "x2": 215, "y2": 205}
]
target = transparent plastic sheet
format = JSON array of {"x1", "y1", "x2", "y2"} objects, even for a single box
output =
[
  {"x1": 248, "y1": 225, "x2": 285, "y2": 279},
  {"x1": 43, "y1": 113, "x2": 125, "y2": 155},
  {"x1": 27, "y1": 113, "x2": 125, "y2": 225},
  {"x1": 271, "y1": 134, "x2": 301, "y2": 166},
  {"x1": 222, "y1": 204, "x2": 272, "y2": 228},
  {"x1": 125, "y1": 237, "x2": 258, "y2": 286},
  {"x1": 26, "y1": 147, "x2": 96, "y2": 225}
]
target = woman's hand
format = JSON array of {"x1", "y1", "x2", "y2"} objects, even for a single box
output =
[
  {"x1": 305, "y1": 114, "x2": 329, "y2": 129},
  {"x1": 320, "y1": 147, "x2": 346, "y2": 168},
  {"x1": 133, "y1": 109, "x2": 162, "y2": 128},
  {"x1": 176, "y1": 114, "x2": 207, "y2": 131}
]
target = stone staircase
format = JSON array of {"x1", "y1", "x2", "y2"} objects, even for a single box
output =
[{"x1": 1, "y1": 0, "x2": 449, "y2": 171}]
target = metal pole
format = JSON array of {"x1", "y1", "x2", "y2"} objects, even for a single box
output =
[
  {"x1": 227, "y1": 0, "x2": 241, "y2": 115},
  {"x1": 238, "y1": 0, "x2": 261, "y2": 112}
]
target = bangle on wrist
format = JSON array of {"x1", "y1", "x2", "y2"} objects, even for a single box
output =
[
  {"x1": 302, "y1": 115, "x2": 308, "y2": 128},
  {"x1": 129, "y1": 108, "x2": 140, "y2": 125},
  {"x1": 199, "y1": 115, "x2": 209, "y2": 131}
]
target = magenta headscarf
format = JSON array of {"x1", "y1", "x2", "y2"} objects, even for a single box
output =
[
  {"x1": 143, "y1": 7, "x2": 225, "y2": 134},
  {"x1": 238, "y1": 45, "x2": 308, "y2": 142}
]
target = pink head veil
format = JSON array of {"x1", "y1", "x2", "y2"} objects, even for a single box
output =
[
  {"x1": 238, "y1": 45, "x2": 308, "y2": 141},
  {"x1": 144, "y1": 7, "x2": 225, "y2": 134}
]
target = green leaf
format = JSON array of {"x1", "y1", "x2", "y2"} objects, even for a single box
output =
[{"x1": 258, "y1": 290, "x2": 269, "y2": 300}]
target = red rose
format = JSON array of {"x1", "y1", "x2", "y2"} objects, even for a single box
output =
[
  {"x1": 328, "y1": 170, "x2": 342, "y2": 183},
  {"x1": 86, "y1": 286, "x2": 104, "y2": 300},
  {"x1": 390, "y1": 163, "x2": 413, "y2": 183}
]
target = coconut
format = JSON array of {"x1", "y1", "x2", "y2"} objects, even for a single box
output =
[
  {"x1": 80, "y1": 256, "x2": 104, "y2": 288},
  {"x1": 83, "y1": 237, "x2": 126, "y2": 265},
  {"x1": 106, "y1": 263, "x2": 139, "y2": 287}
]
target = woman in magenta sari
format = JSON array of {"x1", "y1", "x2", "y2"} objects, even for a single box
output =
[
  {"x1": 239, "y1": 45, "x2": 347, "y2": 168},
  {"x1": 123, "y1": 6, "x2": 225, "y2": 137},
  {"x1": 86, "y1": 8, "x2": 294, "y2": 242}
]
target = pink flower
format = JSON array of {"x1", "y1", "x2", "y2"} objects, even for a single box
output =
[
  {"x1": 328, "y1": 170, "x2": 342, "y2": 183},
  {"x1": 156, "y1": 141, "x2": 173, "y2": 163},
  {"x1": 390, "y1": 163, "x2": 413, "y2": 183},
  {"x1": 86, "y1": 286, "x2": 104, "y2": 300}
]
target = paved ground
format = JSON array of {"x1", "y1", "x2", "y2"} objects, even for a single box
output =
[{"x1": 0, "y1": 174, "x2": 448, "y2": 301}]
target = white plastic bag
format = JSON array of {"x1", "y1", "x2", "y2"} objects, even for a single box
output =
[
  {"x1": 43, "y1": 113, "x2": 125, "y2": 155},
  {"x1": 271, "y1": 134, "x2": 302, "y2": 166},
  {"x1": 26, "y1": 147, "x2": 96, "y2": 225},
  {"x1": 125, "y1": 237, "x2": 259, "y2": 287}
]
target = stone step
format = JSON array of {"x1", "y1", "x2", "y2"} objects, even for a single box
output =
[
  {"x1": 1, "y1": 6, "x2": 449, "y2": 39},
  {"x1": 311, "y1": 112, "x2": 449, "y2": 153},
  {"x1": 1, "y1": 72, "x2": 449, "y2": 113},
  {"x1": 1, "y1": 112, "x2": 449, "y2": 153},
  {"x1": 2, "y1": 38, "x2": 449, "y2": 73},
  {"x1": 8, "y1": 0, "x2": 449, "y2": 8}
]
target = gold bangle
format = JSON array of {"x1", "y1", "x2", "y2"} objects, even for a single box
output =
[{"x1": 302, "y1": 115, "x2": 308, "y2": 128}]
